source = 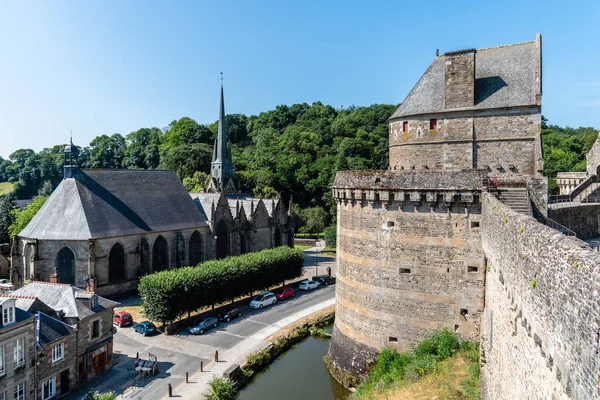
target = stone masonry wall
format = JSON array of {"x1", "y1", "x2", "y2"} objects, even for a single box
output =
[
  {"x1": 480, "y1": 192, "x2": 600, "y2": 399},
  {"x1": 549, "y1": 204, "x2": 600, "y2": 239},
  {"x1": 389, "y1": 110, "x2": 541, "y2": 185},
  {"x1": 328, "y1": 184, "x2": 485, "y2": 382}
]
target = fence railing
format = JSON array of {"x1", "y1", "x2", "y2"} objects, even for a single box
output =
[{"x1": 544, "y1": 217, "x2": 577, "y2": 237}]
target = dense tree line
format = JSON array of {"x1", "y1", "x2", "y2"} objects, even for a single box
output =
[
  {"x1": 541, "y1": 117, "x2": 598, "y2": 194},
  {"x1": 0, "y1": 102, "x2": 396, "y2": 231},
  {"x1": 1, "y1": 108, "x2": 597, "y2": 230}
]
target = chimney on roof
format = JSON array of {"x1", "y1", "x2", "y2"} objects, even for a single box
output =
[
  {"x1": 443, "y1": 48, "x2": 476, "y2": 109},
  {"x1": 50, "y1": 268, "x2": 60, "y2": 284}
]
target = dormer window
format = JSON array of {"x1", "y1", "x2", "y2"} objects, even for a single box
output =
[{"x1": 2, "y1": 305, "x2": 14, "y2": 325}]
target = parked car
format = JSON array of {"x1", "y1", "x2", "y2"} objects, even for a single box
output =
[
  {"x1": 299, "y1": 280, "x2": 319, "y2": 291},
  {"x1": 113, "y1": 311, "x2": 133, "y2": 327},
  {"x1": 0, "y1": 279, "x2": 14, "y2": 290},
  {"x1": 133, "y1": 321, "x2": 157, "y2": 336},
  {"x1": 275, "y1": 287, "x2": 295, "y2": 301},
  {"x1": 189, "y1": 317, "x2": 218, "y2": 335},
  {"x1": 218, "y1": 307, "x2": 242, "y2": 322},
  {"x1": 250, "y1": 291, "x2": 277, "y2": 309},
  {"x1": 316, "y1": 276, "x2": 336, "y2": 286}
]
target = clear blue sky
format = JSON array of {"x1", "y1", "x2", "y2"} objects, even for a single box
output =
[{"x1": 1, "y1": 0, "x2": 599, "y2": 158}]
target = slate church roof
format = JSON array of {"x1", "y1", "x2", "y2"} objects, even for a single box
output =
[
  {"x1": 19, "y1": 169, "x2": 208, "y2": 240},
  {"x1": 390, "y1": 36, "x2": 542, "y2": 119}
]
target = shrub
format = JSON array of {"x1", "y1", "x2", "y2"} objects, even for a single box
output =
[
  {"x1": 204, "y1": 376, "x2": 235, "y2": 400},
  {"x1": 139, "y1": 247, "x2": 304, "y2": 323},
  {"x1": 84, "y1": 392, "x2": 116, "y2": 400},
  {"x1": 324, "y1": 224, "x2": 336, "y2": 248}
]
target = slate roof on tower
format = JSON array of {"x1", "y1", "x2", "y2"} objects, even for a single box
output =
[
  {"x1": 390, "y1": 37, "x2": 542, "y2": 119},
  {"x1": 19, "y1": 169, "x2": 208, "y2": 240}
]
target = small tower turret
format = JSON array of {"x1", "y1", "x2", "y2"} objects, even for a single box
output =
[{"x1": 63, "y1": 138, "x2": 80, "y2": 179}]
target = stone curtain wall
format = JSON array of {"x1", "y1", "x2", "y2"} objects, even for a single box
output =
[
  {"x1": 480, "y1": 192, "x2": 600, "y2": 400},
  {"x1": 549, "y1": 204, "x2": 600, "y2": 240}
]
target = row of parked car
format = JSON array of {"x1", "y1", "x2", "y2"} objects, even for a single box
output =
[{"x1": 114, "y1": 275, "x2": 336, "y2": 337}]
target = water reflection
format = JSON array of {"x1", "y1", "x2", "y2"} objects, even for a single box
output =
[{"x1": 237, "y1": 334, "x2": 350, "y2": 400}]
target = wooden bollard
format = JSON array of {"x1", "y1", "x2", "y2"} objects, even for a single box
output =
[
  {"x1": 186, "y1": 372, "x2": 188, "y2": 383},
  {"x1": 200, "y1": 361, "x2": 203, "y2": 372},
  {"x1": 136, "y1": 352, "x2": 139, "y2": 359},
  {"x1": 168, "y1": 383, "x2": 172, "y2": 397},
  {"x1": 214, "y1": 350, "x2": 219, "y2": 362}
]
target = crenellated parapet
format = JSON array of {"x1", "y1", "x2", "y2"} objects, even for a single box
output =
[{"x1": 332, "y1": 169, "x2": 486, "y2": 209}]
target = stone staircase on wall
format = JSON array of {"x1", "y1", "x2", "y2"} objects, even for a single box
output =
[
  {"x1": 574, "y1": 179, "x2": 600, "y2": 202},
  {"x1": 497, "y1": 189, "x2": 531, "y2": 216}
]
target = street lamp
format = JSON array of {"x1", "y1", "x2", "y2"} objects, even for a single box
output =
[{"x1": 184, "y1": 284, "x2": 190, "y2": 318}]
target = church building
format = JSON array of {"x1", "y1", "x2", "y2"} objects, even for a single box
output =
[{"x1": 11, "y1": 83, "x2": 293, "y2": 297}]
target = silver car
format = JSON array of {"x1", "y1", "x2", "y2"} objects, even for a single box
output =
[
  {"x1": 189, "y1": 317, "x2": 218, "y2": 335},
  {"x1": 0, "y1": 279, "x2": 14, "y2": 290},
  {"x1": 299, "y1": 280, "x2": 319, "y2": 291}
]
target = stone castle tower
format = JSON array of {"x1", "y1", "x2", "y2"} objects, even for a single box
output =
[{"x1": 327, "y1": 35, "x2": 545, "y2": 385}]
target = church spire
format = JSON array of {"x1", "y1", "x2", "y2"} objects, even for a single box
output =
[{"x1": 210, "y1": 73, "x2": 234, "y2": 191}]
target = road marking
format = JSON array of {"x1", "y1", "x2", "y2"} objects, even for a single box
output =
[{"x1": 217, "y1": 331, "x2": 248, "y2": 339}]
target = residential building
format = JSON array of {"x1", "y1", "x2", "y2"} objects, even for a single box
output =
[{"x1": 0, "y1": 297, "x2": 36, "y2": 400}]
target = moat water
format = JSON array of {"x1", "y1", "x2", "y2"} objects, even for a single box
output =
[{"x1": 237, "y1": 331, "x2": 350, "y2": 400}]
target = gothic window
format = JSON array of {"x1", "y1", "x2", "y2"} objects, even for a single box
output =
[
  {"x1": 189, "y1": 231, "x2": 203, "y2": 266},
  {"x1": 216, "y1": 221, "x2": 229, "y2": 259},
  {"x1": 108, "y1": 243, "x2": 126, "y2": 283},
  {"x1": 152, "y1": 236, "x2": 168, "y2": 272},
  {"x1": 56, "y1": 247, "x2": 75, "y2": 285},
  {"x1": 240, "y1": 232, "x2": 246, "y2": 255},
  {"x1": 274, "y1": 225, "x2": 282, "y2": 247}
]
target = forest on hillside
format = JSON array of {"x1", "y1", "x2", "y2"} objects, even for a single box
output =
[{"x1": 0, "y1": 106, "x2": 597, "y2": 234}]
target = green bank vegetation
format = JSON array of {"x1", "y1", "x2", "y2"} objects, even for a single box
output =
[{"x1": 352, "y1": 329, "x2": 480, "y2": 400}]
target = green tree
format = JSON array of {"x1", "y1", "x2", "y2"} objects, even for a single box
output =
[
  {"x1": 182, "y1": 171, "x2": 210, "y2": 192},
  {"x1": 0, "y1": 194, "x2": 16, "y2": 243},
  {"x1": 9, "y1": 196, "x2": 48, "y2": 239},
  {"x1": 297, "y1": 207, "x2": 329, "y2": 234},
  {"x1": 160, "y1": 143, "x2": 212, "y2": 180},
  {"x1": 88, "y1": 134, "x2": 126, "y2": 169},
  {"x1": 124, "y1": 128, "x2": 162, "y2": 169}
]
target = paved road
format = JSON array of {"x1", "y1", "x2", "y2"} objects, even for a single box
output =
[{"x1": 64, "y1": 246, "x2": 336, "y2": 399}]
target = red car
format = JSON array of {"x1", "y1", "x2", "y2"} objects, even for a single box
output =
[
  {"x1": 275, "y1": 287, "x2": 295, "y2": 301},
  {"x1": 113, "y1": 312, "x2": 133, "y2": 327}
]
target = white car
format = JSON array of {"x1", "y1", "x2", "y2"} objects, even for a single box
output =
[
  {"x1": 250, "y1": 291, "x2": 277, "y2": 309},
  {"x1": 299, "y1": 280, "x2": 319, "y2": 291},
  {"x1": 0, "y1": 279, "x2": 14, "y2": 290}
]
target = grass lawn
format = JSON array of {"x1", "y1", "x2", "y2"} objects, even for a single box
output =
[
  {"x1": 321, "y1": 247, "x2": 336, "y2": 257},
  {"x1": 367, "y1": 351, "x2": 480, "y2": 400},
  {"x1": 294, "y1": 244, "x2": 313, "y2": 251},
  {"x1": 0, "y1": 182, "x2": 14, "y2": 196}
]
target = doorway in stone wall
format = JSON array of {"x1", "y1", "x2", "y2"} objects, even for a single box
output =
[{"x1": 60, "y1": 369, "x2": 70, "y2": 395}]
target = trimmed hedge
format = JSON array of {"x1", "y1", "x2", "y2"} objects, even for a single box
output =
[
  {"x1": 139, "y1": 247, "x2": 304, "y2": 324},
  {"x1": 295, "y1": 233, "x2": 324, "y2": 239}
]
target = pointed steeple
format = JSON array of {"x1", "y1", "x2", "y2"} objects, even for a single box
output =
[{"x1": 210, "y1": 74, "x2": 234, "y2": 191}]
